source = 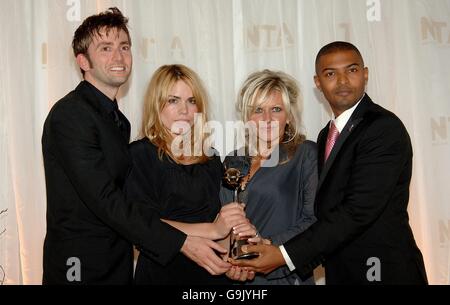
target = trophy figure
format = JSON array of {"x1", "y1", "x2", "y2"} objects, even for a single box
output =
[{"x1": 223, "y1": 156, "x2": 259, "y2": 260}]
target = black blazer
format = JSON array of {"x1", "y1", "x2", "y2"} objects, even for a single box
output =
[
  {"x1": 42, "y1": 81, "x2": 185, "y2": 284},
  {"x1": 284, "y1": 95, "x2": 427, "y2": 284}
]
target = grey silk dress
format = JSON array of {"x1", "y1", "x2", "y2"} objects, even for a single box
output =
[{"x1": 220, "y1": 141, "x2": 318, "y2": 285}]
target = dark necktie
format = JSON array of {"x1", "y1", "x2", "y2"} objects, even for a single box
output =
[
  {"x1": 111, "y1": 106, "x2": 128, "y2": 141},
  {"x1": 112, "y1": 109, "x2": 124, "y2": 130}
]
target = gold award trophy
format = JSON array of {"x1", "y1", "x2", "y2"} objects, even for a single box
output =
[{"x1": 223, "y1": 156, "x2": 259, "y2": 260}]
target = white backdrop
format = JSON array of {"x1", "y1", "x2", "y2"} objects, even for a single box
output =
[{"x1": 0, "y1": 0, "x2": 449, "y2": 285}]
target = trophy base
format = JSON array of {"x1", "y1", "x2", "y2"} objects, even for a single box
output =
[
  {"x1": 233, "y1": 252, "x2": 259, "y2": 260},
  {"x1": 231, "y1": 239, "x2": 259, "y2": 260}
]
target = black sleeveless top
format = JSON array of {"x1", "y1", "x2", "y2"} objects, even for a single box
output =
[{"x1": 124, "y1": 138, "x2": 227, "y2": 285}]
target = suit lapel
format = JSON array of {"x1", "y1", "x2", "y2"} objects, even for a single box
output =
[
  {"x1": 317, "y1": 95, "x2": 373, "y2": 191},
  {"x1": 317, "y1": 128, "x2": 327, "y2": 173}
]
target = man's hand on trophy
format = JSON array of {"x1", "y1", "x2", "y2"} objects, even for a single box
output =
[
  {"x1": 181, "y1": 235, "x2": 231, "y2": 275},
  {"x1": 229, "y1": 244, "x2": 286, "y2": 275},
  {"x1": 213, "y1": 202, "x2": 247, "y2": 239}
]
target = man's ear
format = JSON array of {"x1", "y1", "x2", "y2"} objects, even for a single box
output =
[
  {"x1": 364, "y1": 67, "x2": 369, "y2": 85},
  {"x1": 76, "y1": 54, "x2": 90, "y2": 73},
  {"x1": 314, "y1": 75, "x2": 322, "y2": 91}
]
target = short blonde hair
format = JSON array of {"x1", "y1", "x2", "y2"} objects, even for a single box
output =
[
  {"x1": 141, "y1": 64, "x2": 210, "y2": 163},
  {"x1": 236, "y1": 69, "x2": 306, "y2": 158}
]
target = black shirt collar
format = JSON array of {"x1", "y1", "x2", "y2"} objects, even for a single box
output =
[{"x1": 83, "y1": 80, "x2": 118, "y2": 114}]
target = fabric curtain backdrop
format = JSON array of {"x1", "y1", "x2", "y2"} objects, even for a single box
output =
[{"x1": 0, "y1": 0, "x2": 449, "y2": 284}]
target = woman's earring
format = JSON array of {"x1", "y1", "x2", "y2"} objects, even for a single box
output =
[{"x1": 283, "y1": 124, "x2": 294, "y2": 143}]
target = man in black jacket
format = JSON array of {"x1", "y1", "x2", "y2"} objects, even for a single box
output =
[
  {"x1": 232, "y1": 41, "x2": 427, "y2": 284},
  {"x1": 42, "y1": 7, "x2": 230, "y2": 284}
]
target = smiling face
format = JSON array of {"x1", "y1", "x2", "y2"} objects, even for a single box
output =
[
  {"x1": 160, "y1": 80, "x2": 199, "y2": 137},
  {"x1": 314, "y1": 49, "x2": 368, "y2": 117},
  {"x1": 248, "y1": 90, "x2": 288, "y2": 145},
  {"x1": 77, "y1": 27, "x2": 132, "y2": 99}
]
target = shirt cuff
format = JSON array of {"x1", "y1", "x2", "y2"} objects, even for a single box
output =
[{"x1": 279, "y1": 245, "x2": 296, "y2": 271}]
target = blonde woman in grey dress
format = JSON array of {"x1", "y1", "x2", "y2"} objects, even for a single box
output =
[{"x1": 221, "y1": 69, "x2": 318, "y2": 285}]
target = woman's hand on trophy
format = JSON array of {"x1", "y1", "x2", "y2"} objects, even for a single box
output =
[
  {"x1": 213, "y1": 202, "x2": 247, "y2": 239},
  {"x1": 247, "y1": 233, "x2": 272, "y2": 245},
  {"x1": 232, "y1": 222, "x2": 257, "y2": 240},
  {"x1": 225, "y1": 265, "x2": 256, "y2": 282},
  {"x1": 231, "y1": 221, "x2": 271, "y2": 245},
  {"x1": 220, "y1": 249, "x2": 255, "y2": 282}
]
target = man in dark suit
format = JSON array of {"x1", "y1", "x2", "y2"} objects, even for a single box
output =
[
  {"x1": 233, "y1": 41, "x2": 428, "y2": 284},
  {"x1": 42, "y1": 7, "x2": 230, "y2": 284}
]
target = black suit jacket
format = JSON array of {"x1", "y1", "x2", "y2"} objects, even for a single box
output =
[
  {"x1": 42, "y1": 81, "x2": 186, "y2": 284},
  {"x1": 284, "y1": 95, "x2": 427, "y2": 284}
]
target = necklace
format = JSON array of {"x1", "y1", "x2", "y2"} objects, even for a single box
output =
[{"x1": 240, "y1": 156, "x2": 261, "y2": 191}]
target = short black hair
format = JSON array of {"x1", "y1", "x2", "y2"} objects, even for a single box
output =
[
  {"x1": 315, "y1": 41, "x2": 364, "y2": 71},
  {"x1": 72, "y1": 7, "x2": 130, "y2": 57}
]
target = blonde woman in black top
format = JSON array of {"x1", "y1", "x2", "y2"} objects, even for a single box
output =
[{"x1": 125, "y1": 64, "x2": 256, "y2": 284}]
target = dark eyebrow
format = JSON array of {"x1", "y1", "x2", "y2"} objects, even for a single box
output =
[
  {"x1": 321, "y1": 63, "x2": 361, "y2": 74},
  {"x1": 321, "y1": 68, "x2": 335, "y2": 74},
  {"x1": 96, "y1": 42, "x2": 113, "y2": 49},
  {"x1": 346, "y1": 63, "x2": 360, "y2": 68},
  {"x1": 98, "y1": 41, "x2": 113, "y2": 47},
  {"x1": 96, "y1": 41, "x2": 130, "y2": 50}
]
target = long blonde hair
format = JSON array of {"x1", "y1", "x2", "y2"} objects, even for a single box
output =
[
  {"x1": 236, "y1": 69, "x2": 306, "y2": 159},
  {"x1": 141, "y1": 64, "x2": 210, "y2": 164}
]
